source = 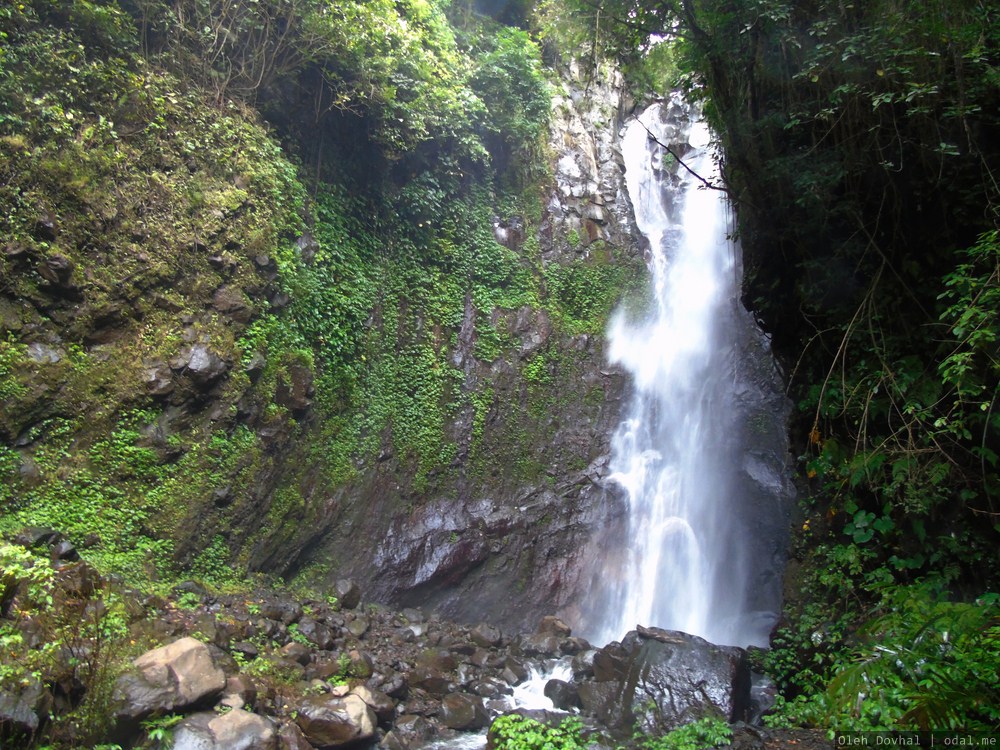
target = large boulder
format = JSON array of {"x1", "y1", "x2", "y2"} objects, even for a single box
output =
[
  {"x1": 172, "y1": 708, "x2": 277, "y2": 750},
  {"x1": 470, "y1": 622, "x2": 502, "y2": 648},
  {"x1": 294, "y1": 693, "x2": 376, "y2": 747},
  {"x1": 334, "y1": 579, "x2": 361, "y2": 610},
  {"x1": 581, "y1": 627, "x2": 750, "y2": 735},
  {"x1": 114, "y1": 637, "x2": 226, "y2": 722},
  {"x1": 440, "y1": 693, "x2": 488, "y2": 730}
]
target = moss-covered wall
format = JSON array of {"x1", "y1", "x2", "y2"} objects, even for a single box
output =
[{"x1": 0, "y1": 0, "x2": 645, "y2": 629}]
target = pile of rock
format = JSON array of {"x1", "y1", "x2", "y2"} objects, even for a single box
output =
[
  {"x1": 107, "y1": 602, "x2": 595, "y2": 749},
  {"x1": 1, "y1": 533, "x2": 761, "y2": 750}
]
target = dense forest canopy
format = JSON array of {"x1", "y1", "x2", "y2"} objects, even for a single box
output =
[{"x1": 0, "y1": 0, "x2": 998, "y2": 744}]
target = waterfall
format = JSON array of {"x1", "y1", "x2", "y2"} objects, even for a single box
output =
[{"x1": 589, "y1": 98, "x2": 791, "y2": 648}]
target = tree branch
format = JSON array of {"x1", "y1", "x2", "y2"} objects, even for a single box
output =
[{"x1": 634, "y1": 117, "x2": 730, "y2": 195}]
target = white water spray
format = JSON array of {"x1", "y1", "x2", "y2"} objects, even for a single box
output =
[{"x1": 593, "y1": 99, "x2": 774, "y2": 648}]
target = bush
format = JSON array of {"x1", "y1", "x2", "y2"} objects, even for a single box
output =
[{"x1": 490, "y1": 714, "x2": 590, "y2": 750}]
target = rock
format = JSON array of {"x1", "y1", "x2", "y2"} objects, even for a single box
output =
[
  {"x1": 211, "y1": 286, "x2": 253, "y2": 323},
  {"x1": 171, "y1": 344, "x2": 230, "y2": 387},
  {"x1": 278, "y1": 642, "x2": 311, "y2": 666},
  {"x1": 254, "y1": 254, "x2": 278, "y2": 281},
  {"x1": 334, "y1": 579, "x2": 361, "y2": 610},
  {"x1": 277, "y1": 720, "x2": 313, "y2": 750},
  {"x1": 520, "y1": 633, "x2": 560, "y2": 656},
  {"x1": 347, "y1": 649, "x2": 374, "y2": 679},
  {"x1": 26, "y1": 342, "x2": 62, "y2": 364},
  {"x1": 576, "y1": 681, "x2": 624, "y2": 729},
  {"x1": 571, "y1": 650, "x2": 596, "y2": 679},
  {"x1": 0, "y1": 676, "x2": 49, "y2": 736},
  {"x1": 469, "y1": 649, "x2": 492, "y2": 668},
  {"x1": 407, "y1": 666, "x2": 451, "y2": 696},
  {"x1": 275, "y1": 360, "x2": 313, "y2": 412},
  {"x1": 470, "y1": 622, "x2": 502, "y2": 648},
  {"x1": 543, "y1": 679, "x2": 580, "y2": 711},
  {"x1": 440, "y1": 692, "x2": 488, "y2": 730},
  {"x1": 381, "y1": 714, "x2": 435, "y2": 750},
  {"x1": 294, "y1": 693, "x2": 376, "y2": 747},
  {"x1": 471, "y1": 678, "x2": 509, "y2": 698},
  {"x1": 350, "y1": 685, "x2": 395, "y2": 724},
  {"x1": 401, "y1": 607, "x2": 424, "y2": 623},
  {"x1": 536, "y1": 616, "x2": 572, "y2": 637},
  {"x1": 260, "y1": 598, "x2": 303, "y2": 625},
  {"x1": 296, "y1": 232, "x2": 319, "y2": 264},
  {"x1": 346, "y1": 615, "x2": 369, "y2": 638},
  {"x1": 560, "y1": 636, "x2": 591, "y2": 655},
  {"x1": 245, "y1": 352, "x2": 267, "y2": 381},
  {"x1": 500, "y1": 657, "x2": 528, "y2": 686},
  {"x1": 749, "y1": 672, "x2": 778, "y2": 723},
  {"x1": 37, "y1": 255, "x2": 73, "y2": 287},
  {"x1": 592, "y1": 628, "x2": 751, "y2": 735},
  {"x1": 174, "y1": 580, "x2": 209, "y2": 598},
  {"x1": 417, "y1": 649, "x2": 457, "y2": 672},
  {"x1": 4, "y1": 241, "x2": 30, "y2": 258},
  {"x1": 380, "y1": 670, "x2": 407, "y2": 699},
  {"x1": 296, "y1": 617, "x2": 335, "y2": 650},
  {"x1": 55, "y1": 561, "x2": 97, "y2": 597},
  {"x1": 113, "y1": 637, "x2": 226, "y2": 722},
  {"x1": 143, "y1": 360, "x2": 175, "y2": 397},
  {"x1": 13, "y1": 527, "x2": 62, "y2": 548},
  {"x1": 232, "y1": 641, "x2": 259, "y2": 659},
  {"x1": 592, "y1": 642, "x2": 629, "y2": 682},
  {"x1": 50, "y1": 538, "x2": 80, "y2": 562},
  {"x1": 172, "y1": 708, "x2": 276, "y2": 750}
]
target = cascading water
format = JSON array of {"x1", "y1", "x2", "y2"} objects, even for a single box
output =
[{"x1": 589, "y1": 98, "x2": 791, "y2": 649}]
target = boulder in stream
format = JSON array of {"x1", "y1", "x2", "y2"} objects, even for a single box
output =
[{"x1": 578, "y1": 626, "x2": 751, "y2": 735}]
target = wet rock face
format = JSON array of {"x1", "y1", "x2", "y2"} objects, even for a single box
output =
[
  {"x1": 546, "y1": 59, "x2": 638, "y2": 257},
  {"x1": 251, "y1": 59, "x2": 640, "y2": 637}
]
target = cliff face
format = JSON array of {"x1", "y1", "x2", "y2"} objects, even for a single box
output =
[
  {"x1": 0, "y1": 0, "x2": 646, "y2": 635},
  {"x1": 268, "y1": 60, "x2": 645, "y2": 633}
]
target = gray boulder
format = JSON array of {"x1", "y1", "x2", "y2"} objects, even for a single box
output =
[
  {"x1": 0, "y1": 676, "x2": 49, "y2": 736},
  {"x1": 114, "y1": 636, "x2": 226, "y2": 721},
  {"x1": 294, "y1": 693, "x2": 376, "y2": 747},
  {"x1": 172, "y1": 708, "x2": 276, "y2": 750},
  {"x1": 381, "y1": 714, "x2": 435, "y2": 750},
  {"x1": 586, "y1": 627, "x2": 750, "y2": 735},
  {"x1": 440, "y1": 692, "x2": 488, "y2": 730},
  {"x1": 335, "y1": 579, "x2": 362, "y2": 610},
  {"x1": 470, "y1": 622, "x2": 502, "y2": 648}
]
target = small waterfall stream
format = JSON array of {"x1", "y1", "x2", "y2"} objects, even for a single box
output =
[{"x1": 590, "y1": 99, "x2": 790, "y2": 648}]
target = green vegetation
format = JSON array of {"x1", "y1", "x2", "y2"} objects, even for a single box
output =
[
  {"x1": 639, "y1": 717, "x2": 732, "y2": 750},
  {"x1": 0, "y1": 0, "x2": 636, "y2": 610},
  {"x1": 0, "y1": 543, "x2": 133, "y2": 745},
  {"x1": 490, "y1": 714, "x2": 591, "y2": 750},
  {"x1": 17, "y1": 0, "x2": 998, "y2": 738}
]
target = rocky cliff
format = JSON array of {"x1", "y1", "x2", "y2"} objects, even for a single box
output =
[
  {"x1": 280, "y1": 60, "x2": 645, "y2": 632},
  {"x1": 0, "y1": 0, "x2": 646, "y2": 637}
]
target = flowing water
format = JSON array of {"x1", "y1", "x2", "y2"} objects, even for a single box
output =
[{"x1": 590, "y1": 99, "x2": 789, "y2": 648}]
